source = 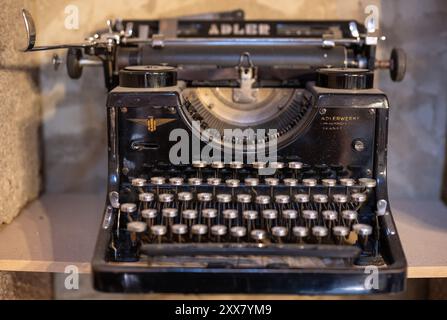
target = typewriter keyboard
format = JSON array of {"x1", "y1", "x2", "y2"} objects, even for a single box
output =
[{"x1": 112, "y1": 161, "x2": 379, "y2": 261}]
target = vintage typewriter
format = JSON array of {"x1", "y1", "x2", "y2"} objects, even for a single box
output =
[{"x1": 21, "y1": 9, "x2": 407, "y2": 294}]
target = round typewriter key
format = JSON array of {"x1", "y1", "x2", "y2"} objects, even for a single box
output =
[
  {"x1": 252, "y1": 161, "x2": 266, "y2": 169},
  {"x1": 270, "y1": 162, "x2": 285, "y2": 169},
  {"x1": 302, "y1": 210, "x2": 318, "y2": 228},
  {"x1": 211, "y1": 224, "x2": 227, "y2": 242},
  {"x1": 288, "y1": 162, "x2": 303, "y2": 169},
  {"x1": 322, "y1": 179, "x2": 337, "y2": 187},
  {"x1": 142, "y1": 208, "x2": 157, "y2": 227},
  {"x1": 352, "y1": 223, "x2": 373, "y2": 250},
  {"x1": 250, "y1": 229, "x2": 267, "y2": 243},
  {"x1": 159, "y1": 193, "x2": 174, "y2": 203},
  {"x1": 293, "y1": 226, "x2": 309, "y2": 243},
  {"x1": 169, "y1": 177, "x2": 184, "y2": 186},
  {"x1": 223, "y1": 209, "x2": 238, "y2": 230},
  {"x1": 351, "y1": 192, "x2": 367, "y2": 203},
  {"x1": 313, "y1": 194, "x2": 328, "y2": 203},
  {"x1": 207, "y1": 177, "x2": 221, "y2": 185},
  {"x1": 333, "y1": 225, "x2": 350, "y2": 244},
  {"x1": 131, "y1": 178, "x2": 146, "y2": 187},
  {"x1": 245, "y1": 178, "x2": 259, "y2": 186},
  {"x1": 191, "y1": 224, "x2": 208, "y2": 242},
  {"x1": 237, "y1": 194, "x2": 252, "y2": 204},
  {"x1": 192, "y1": 160, "x2": 207, "y2": 168},
  {"x1": 151, "y1": 176, "x2": 165, "y2": 185},
  {"x1": 202, "y1": 208, "x2": 217, "y2": 236},
  {"x1": 272, "y1": 226, "x2": 288, "y2": 243},
  {"x1": 339, "y1": 178, "x2": 355, "y2": 187},
  {"x1": 139, "y1": 192, "x2": 154, "y2": 202},
  {"x1": 262, "y1": 209, "x2": 277, "y2": 233},
  {"x1": 294, "y1": 193, "x2": 310, "y2": 203},
  {"x1": 255, "y1": 195, "x2": 271, "y2": 205},
  {"x1": 358, "y1": 178, "x2": 377, "y2": 188},
  {"x1": 211, "y1": 161, "x2": 225, "y2": 169},
  {"x1": 121, "y1": 203, "x2": 137, "y2": 214},
  {"x1": 171, "y1": 223, "x2": 188, "y2": 243},
  {"x1": 312, "y1": 226, "x2": 328, "y2": 244},
  {"x1": 226, "y1": 179, "x2": 240, "y2": 187},
  {"x1": 150, "y1": 225, "x2": 167, "y2": 244},
  {"x1": 322, "y1": 210, "x2": 338, "y2": 229},
  {"x1": 162, "y1": 208, "x2": 178, "y2": 219},
  {"x1": 230, "y1": 226, "x2": 247, "y2": 242},
  {"x1": 183, "y1": 209, "x2": 198, "y2": 236},
  {"x1": 284, "y1": 178, "x2": 298, "y2": 186},
  {"x1": 178, "y1": 191, "x2": 193, "y2": 202},
  {"x1": 216, "y1": 193, "x2": 232, "y2": 203},
  {"x1": 229, "y1": 161, "x2": 244, "y2": 169},
  {"x1": 242, "y1": 210, "x2": 258, "y2": 237},
  {"x1": 342, "y1": 210, "x2": 358, "y2": 228},
  {"x1": 283, "y1": 209, "x2": 298, "y2": 220},
  {"x1": 302, "y1": 178, "x2": 317, "y2": 187},
  {"x1": 265, "y1": 177, "x2": 279, "y2": 186},
  {"x1": 197, "y1": 192, "x2": 213, "y2": 202},
  {"x1": 188, "y1": 177, "x2": 202, "y2": 186},
  {"x1": 275, "y1": 194, "x2": 290, "y2": 204},
  {"x1": 333, "y1": 193, "x2": 348, "y2": 203},
  {"x1": 202, "y1": 208, "x2": 217, "y2": 219},
  {"x1": 127, "y1": 221, "x2": 147, "y2": 245}
]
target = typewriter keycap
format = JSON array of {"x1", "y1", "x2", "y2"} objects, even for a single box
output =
[
  {"x1": 131, "y1": 178, "x2": 146, "y2": 187},
  {"x1": 151, "y1": 177, "x2": 165, "y2": 185},
  {"x1": 243, "y1": 210, "x2": 258, "y2": 220},
  {"x1": 229, "y1": 161, "x2": 244, "y2": 169},
  {"x1": 272, "y1": 226, "x2": 288, "y2": 243},
  {"x1": 252, "y1": 161, "x2": 266, "y2": 169},
  {"x1": 178, "y1": 192, "x2": 193, "y2": 201},
  {"x1": 169, "y1": 177, "x2": 184, "y2": 186},
  {"x1": 265, "y1": 177, "x2": 279, "y2": 186},
  {"x1": 203, "y1": 208, "x2": 217, "y2": 219},
  {"x1": 217, "y1": 193, "x2": 232, "y2": 203},
  {"x1": 139, "y1": 192, "x2": 154, "y2": 202},
  {"x1": 172, "y1": 223, "x2": 188, "y2": 243},
  {"x1": 294, "y1": 193, "x2": 310, "y2": 203},
  {"x1": 293, "y1": 226, "x2": 309, "y2": 243},
  {"x1": 226, "y1": 179, "x2": 240, "y2": 188},
  {"x1": 197, "y1": 192, "x2": 213, "y2": 202},
  {"x1": 230, "y1": 226, "x2": 247, "y2": 242},
  {"x1": 211, "y1": 224, "x2": 227, "y2": 242},
  {"x1": 159, "y1": 193, "x2": 174, "y2": 203},
  {"x1": 142, "y1": 208, "x2": 157, "y2": 219},
  {"x1": 302, "y1": 178, "x2": 317, "y2": 187},
  {"x1": 211, "y1": 161, "x2": 225, "y2": 169},
  {"x1": 250, "y1": 229, "x2": 267, "y2": 242},
  {"x1": 207, "y1": 177, "x2": 221, "y2": 185},
  {"x1": 313, "y1": 194, "x2": 328, "y2": 204},
  {"x1": 121, "y1": 203, "x2": 137, "y2": 213},
  {"x1": 245, "y1": 177, "x2": 259, "y2": 186},
  {"x1": 302, "y1": 210, "x2": 318, "y2": 228},
  {"x1": 312, "y1": 226, "x2": 328, "y2": 244},
  {"x1": 322, "y1": 178, "x2": 337, "y2": 187},
  {"x1": 358, "y1": 178, "x2": 377, "y2": 188},
  {"x1": 333, "y1": 194, "x2": 348, "y2": 203},
  {"x1": 188, "y1": 177, "x2": 202, "y2": 186},
  {"x1": 288, "y1": 162, "x2": 303, "y2": 169},
  {"x1": 339, "y1": 178, "x2": 355, "y2": 187},
  {"x1": 192, "y1": 160, "x2": 207, "y2": 168},
  {"x1": 275, "y1": 194, "x2": 290, "y2": 204},
  {"x1": 237, "y1": 194, "x2": 252, "y2": 204},
  {"x1": 342, "y1": 210, "x2": 358, "y2": 228},
  {"x1": 262, "y1": 209, "x2": 278, "y2": 233},
  {"x1": 284, "y1": 178, "x2": 298, "y2": 186},
  {"x1": 352, "y1": 223, "x2": 372, "y2": 237},
  {"x1": 333, "y1": 225, "x2": 350, "y2": 244},
  {"x1": 191, "y1": 224, "x2": 208, "y2": 242},
  {"x1": 256, "y1": 195, "x2": 271, "y2": 205},
  {"x1": 351, "y1": 193, "x2": 367, "y2": 203},
  {"x1": 150, "y1": 225, "x2": 167, "y2": 243},
  {"x1": 127, "y1": 221, "x2": 147, "y2": 245}
]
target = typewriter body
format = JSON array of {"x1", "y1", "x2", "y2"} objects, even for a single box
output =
[{"x1": 21, "y1": 9, "x2": 407, "y2": 294}]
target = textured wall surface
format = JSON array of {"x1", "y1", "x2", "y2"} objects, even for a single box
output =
[
  {"x1": 379, "y1": 0, "x2": 447, "y2": 200},
  {"x1": 0, "y1": 272, "x2": 52, "y2": 299},
  {"x1": 0, "y1": 0, "x2": 41, "y2": 224}
]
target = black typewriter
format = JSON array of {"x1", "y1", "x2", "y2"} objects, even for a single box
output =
[{"x1": 21, "y1": 9, "x2": 407, "y2": 294}]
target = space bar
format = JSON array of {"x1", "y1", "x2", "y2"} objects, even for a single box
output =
[{"x1": 140, "y1": 243, "x2": 361, "y2": 258}]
